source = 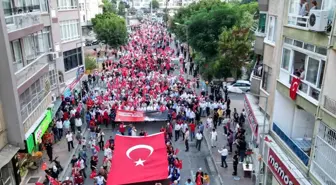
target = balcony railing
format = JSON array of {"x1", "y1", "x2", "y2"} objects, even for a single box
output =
[
  {"x1": 3, "y1": 5, "x2": 40, "y2": 15},
  {"x1": 273, "y1": 122, "x2": 310, "y2": 166},
  {"x1": 23, "y1": 91, "x2": 52, "y2": 134},
  {"x1": 279, "y1": 70, "x2": 321, "y2": 102},
  {"x1": 287, "y1": 14, "x2": 309, "y2": 30},
  {"x1": 5, "y1": 11, "x2": 41, "y2": 33},
  {"x1": 15, "y1": 53, "x2": 49, "y2": 87},
  {"x1": 324, "y1": 96, "x2": 336, "y2": 116}
]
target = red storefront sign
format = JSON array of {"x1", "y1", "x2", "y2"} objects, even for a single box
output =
[
  {"x1": 244, "y1": 95, "x2": 258, "y2": 137},
  {"x1": 268, "y1": 148, "x2": 300, "y2": 185}
]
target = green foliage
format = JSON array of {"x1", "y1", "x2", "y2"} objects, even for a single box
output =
[
  {"x1": 187, "y1": 4, "x2": 239, "y2": 58},
  {"x1": 85, "y1": 56, "x2": 97, "y2": 70},
  {"x1": 92, "y1": 13, "x2": 128, "y2": 48},
  {"x1": 149, "y1": 0, "x2": 160, "y2": 9},
  {"x1": 102, "y1": 0, "x2": 117, "y2": 13},
  {"x1": 118, "y1": 2, "x2": 126, "y2": 16}
]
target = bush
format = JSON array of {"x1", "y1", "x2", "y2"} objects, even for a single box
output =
[{"x1": 85, "y1": 56, "x2": 97, "y2": 71}]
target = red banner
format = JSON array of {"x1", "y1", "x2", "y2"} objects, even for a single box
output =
[
  {"x1": 268, "y1": 149, "x2": 300, "y2": 185},
  {"x1": 290, "y1": 77, "x2": 301, "y2": 100},
  {"x1": 244, "y1": 95, "x2": 258, "y2": 137},
  {"x1": 115, "y1": 110, "x2": 145, "y2": 122}
]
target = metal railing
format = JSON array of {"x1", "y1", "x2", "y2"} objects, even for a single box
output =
[
  {"x1": 5, "y1": 11, "x2": 41, "y2": 33},
  {"x1": 287, "y1": 14, "x2": 309, "y2": 29},
  {"x1": 22, "y1": 91, "x2": 52, "y2": 133},
  {"x1": 3, "y1": 5, "x2": 40, "y2": 15},
  {"x1": 15, "y1": 53, "x2": 49, "y2": 87},
  {"x1": 324, "y1": 96, "x2": 336, "y2": 117}
]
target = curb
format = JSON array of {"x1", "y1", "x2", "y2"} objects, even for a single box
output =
[{"x1": 203, "y1": 131, "x2": 224, "y2": 185}]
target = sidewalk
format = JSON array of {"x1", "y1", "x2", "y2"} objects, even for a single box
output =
[{"x1": 202, "y1": 100, "x2": 254, "y2": 185}]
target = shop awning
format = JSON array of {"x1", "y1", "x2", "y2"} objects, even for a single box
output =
[{"x1": 0, "y1": 145, "x2": 20, "y2": 169}]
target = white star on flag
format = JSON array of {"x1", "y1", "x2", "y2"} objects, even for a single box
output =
[{"x1": 135, "y1": 158, "x2": 146, "y2": 166}]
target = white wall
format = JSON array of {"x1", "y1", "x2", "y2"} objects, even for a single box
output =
[
  {"x1": 273, "y1": 91, "x2": 295, "y2": 135},
  {"x1": 291, "y1": 108, "x2": 315, "y2": 138}
]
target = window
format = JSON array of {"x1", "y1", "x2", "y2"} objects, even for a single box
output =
[
  {"x1": 262, "y1": 65, "x2": 272, "y2": 92},
  {"x1": 266, "y1": 16, "x2": 277, "y2": 43},
  {"x1": 49, "y1": 69, "x2": 57, "y2": 88},
  {"x1": 23, "y1": 28, "x2": 51, "y2": 63},
  {"x1": 11, "y1": 40, "x2": 23, "y2": 72},
  {"x1": 79, "y1": 3, "x2": 84, "y2": 11},
  {"x1": 63, "y1": 48, "x2": 83, "y2": 72},
  {"x1": 257, "y1": 13, "x2": 267, "y2": 34},
  {"x1": 60, "y1": 20, "x2": 80, "y2": 42},
  {"x1": 305, "y1": 57, "x2": 319, "y2": 85},
  {"x1": 41, "y1": 0, "x2": 49, "y2": 12},
  {"x1": 281, "y1": 48, "x2": 291, "y2": 71},
  {"x1": 58, "y1": 0, "x2": 78, "y2": 10}
]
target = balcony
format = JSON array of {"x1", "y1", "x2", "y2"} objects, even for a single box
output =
[
  {"x1": 254, "y1": 35, "x2": 265, "y2": 55},
  {"x1": 272, "y1": 122, "x2": 311, "y2": 166},
  {"x1": 287, "y1": 14, "x2": 309, "y2": 30},
  {"x1": 23, "y1": 91, "x2": 52, "y2": 134},
  {"x1": 15, "y1": 54, "x2": 49, "y2": 87},
  {"x1": 258, "y1": 0, "x2": 268, "y2": 11},
  {"x1": 5, "y1": 11, "x2": 42, "y2": 33}
]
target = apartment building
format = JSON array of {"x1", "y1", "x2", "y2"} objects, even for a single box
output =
[
  {"x1": 0, "y1": 0, "x2": 83, "y2": 183},
  {"x1": 250, "y1": 0, "x2": 336, "y2": 185},
  {"x1": 132, "y1": 0, "x2": 198, "y2": 9},
  {"x1": 79, "y1": 0, "x2": 102, "y2": 35}
]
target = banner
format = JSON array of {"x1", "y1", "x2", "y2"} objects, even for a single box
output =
[
  {"x1": 144, "y1": 111, "x2": 169, "y2": 121},
  {"x1": 115, "y1": 110, "x2": 169, "y2": 122},
  {"x1": 115, "y1": 110, "x2": 145, "y2": 122}
]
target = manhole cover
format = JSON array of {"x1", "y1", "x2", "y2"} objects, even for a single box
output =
[{"x1": 27, "y1": 177, "x2": 40, "y2": 184}]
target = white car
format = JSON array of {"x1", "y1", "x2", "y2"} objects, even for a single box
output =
[{"x1": 227, "y1": 80, "x2": 251, "y2": 93}]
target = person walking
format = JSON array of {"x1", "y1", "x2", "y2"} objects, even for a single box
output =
[
  {"x1": 174, "y1": 123, "x2": 181, "y2": 141},
  {"x1": 195, "y1": 131, "x2": 203, "y2": 151},
  {"x1": 56, "y1": 119, "x2": 63, "y2": 140},
  {"x1": 189, "y1": 122, "x2": 196, "y2": 141},
  {"x1": 210, "y1": 128, "x2": 217, "y2": 148},
  {"x1": 66, "y1": 131, "x2": 74, "y2": 152},
  {"x1": 75, "y1": 116, "x2": 83, "y2": 132},
  {"x1": 44, "y1": 140, "x2": 53, "y2": 162},
  {"x1": 184, "y1": 128, "x2": 190, "y2": 152},
  {"x1": 218, "y1": 146, "x2": 228, "y2": 168},
  {"x1": 233, "y1": 150, "x2": 239, "y2": 176},
  {"x1": 181, "y1": 122, "x2": 188, "y2": 141},
  {"x1": 227, "y1": 131, "x2": 234, "y2": 153},
  {"x1": 98, "y1": 130, "x2": 105, "y2": 151}
]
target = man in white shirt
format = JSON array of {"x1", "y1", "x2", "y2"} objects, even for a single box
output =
[
  {"x1": 218, "y1": 146, "x2": 228, "y2": 168},
  {"x1": 66, "y1": 131, "x2": 74, "y2": 152},
  {"x1": 174, "y1": 123, "x2": 181, "y2": 142},
  {"x1": 75, "y1": 117, "x2": 83, "y2": 132},
  {"x1": 184, "y1": 128, "x2": 190, "y2": 152},
  {"x1": 56, "y1": 119, "x2": 63, "y2": 139},
  {"x1": 181, "y1": 122, "x2": 188, "y2": 140},
  {"x1": 210, "y1": 128, "x2": 218, "y2": 148},
  {"x1": 195, "y1": 131, "x2": 203, "y2": 151}
]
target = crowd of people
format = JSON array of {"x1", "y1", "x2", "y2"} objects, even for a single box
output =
[{"x1": 40, "y1": 17, "x2": 250, "y2": 185}]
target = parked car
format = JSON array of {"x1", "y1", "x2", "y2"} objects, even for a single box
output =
[
  {"x1": 85, "y1": 39, "x2": 99, "y2": 46},
  {"x1": 227, "y1": 80, "x2": 251, "y2": 93}
]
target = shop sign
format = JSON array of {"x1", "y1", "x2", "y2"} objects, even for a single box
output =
[
  {"x1": 268, "y1": 148, "x2": 300, "y2": 185},
  {"x1": 26, "y1": 134, "x2": 35, "y2": 154},
  {"x1": 34, "y1": 110, "x2": 52, "y2": 144},
  {"x1": 244, "y1": 95, "x2": 258, "y2": 137}
]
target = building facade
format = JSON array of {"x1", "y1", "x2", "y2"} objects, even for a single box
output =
[
  {"x1": 0, "y1": 0, "x2": 84, "y2": 183},
  {"x1": 79, "y1": 0, "x2": 102, "y2": 36},
  {"x1": 251, "y1": 0, "x2": 336, "y2": 185}
]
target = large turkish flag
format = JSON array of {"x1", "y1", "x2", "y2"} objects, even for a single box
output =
[
  {"x1": 289, "y1": 77, "x2": 301, "y2": 100},
  {"x1": 107, "y1": 133, "x2": 168, "y2": 185}
]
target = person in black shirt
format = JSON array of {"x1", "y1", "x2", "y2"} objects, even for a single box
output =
[
  {"x1": 45, "y1": 140, "x2": 53, "y2": 161},
  {"x1": 70, "y1": 155, "x2": 78, "y2": 167},
  {"x1": 233, "y1": 151, "x2": 239, "y2": 176}
]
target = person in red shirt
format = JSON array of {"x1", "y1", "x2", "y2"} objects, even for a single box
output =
[
  {"x1": 189, "y1": 122, "x2": 196, "y2": 142},
  {"x1": 103, "y1": 109, "x2": 109, "y2": 128},
  {"x1": 74, "y1": 174, "x2": 84, "y2": 185},
  {"x1": 119, "y1": 123, "x2": 126, "y2": 135}
]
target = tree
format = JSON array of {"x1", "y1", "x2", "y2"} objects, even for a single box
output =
[
  {"x1": 149, "y1": 0, "x2": 160, "y2": 9},
  {"x1": 118, "y1": 2, "x2": 126, "y2": 16},
  {"x1": 92, "y1": 13, "x2": 128, "y2": 48},
  {"x1": 85, "y1": 56, "x2": 97, "y2": 71},
  {"x1": 187, "y1": 4, "x2": 239, "y2": 58},
  {"x1": 102, "y1": 0, "x2": 117, "y2": 13}
]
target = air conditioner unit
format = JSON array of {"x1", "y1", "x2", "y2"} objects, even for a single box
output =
[
  {"x1": 49, "y1": 52, "x2": 59, "y2": 61},
  {"x1": 308, "y1": 9, "x2": 329, "y2": 32}
]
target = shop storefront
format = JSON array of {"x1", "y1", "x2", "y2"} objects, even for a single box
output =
[
  {"x1": 25, "y1": 109, "x2": 53, "y2": 153},
  {"x1": 261, "y1": 135, "x2": 312, "y2": 185}
]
